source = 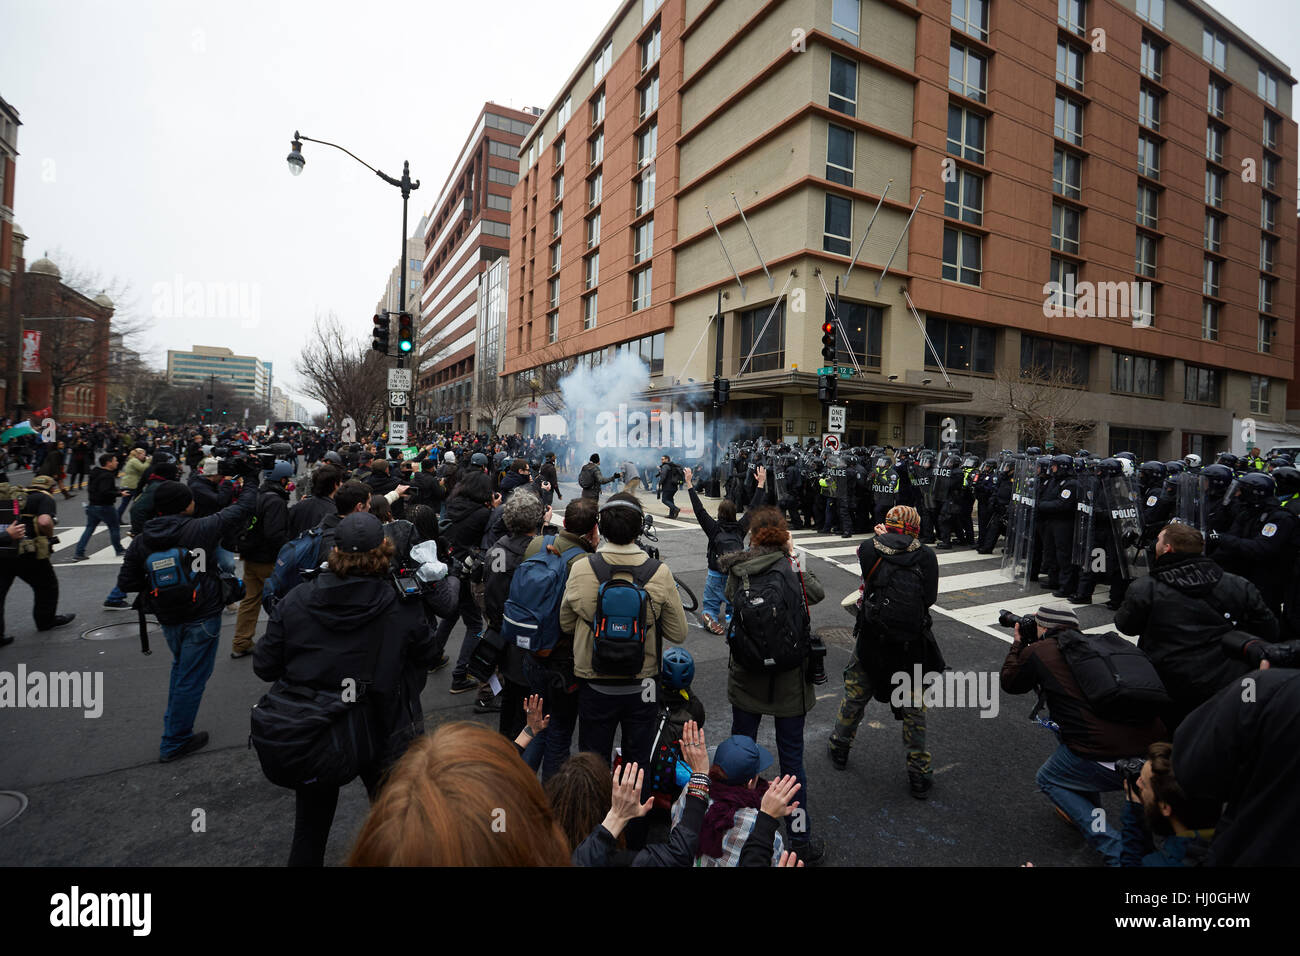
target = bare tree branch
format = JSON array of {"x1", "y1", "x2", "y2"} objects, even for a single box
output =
[{"x1": 295, "y1": 312, "x2": 389, "y2": 436}]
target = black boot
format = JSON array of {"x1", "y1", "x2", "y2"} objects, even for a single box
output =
[{"x1": 909, "y1": 772, "x2": 932, "y2": 800}]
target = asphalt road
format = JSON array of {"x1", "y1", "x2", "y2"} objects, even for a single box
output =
[{"x1": 0, "y1": 476, "x2": 1116, "y2": 867}]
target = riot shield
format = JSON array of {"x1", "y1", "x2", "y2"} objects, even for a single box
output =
[
  {"x1": 771, "y1": 455, "x2": 791, "y2": 503},
  {"x1": 1071, "y1": 475, "x2": 1098, "y2": 568},
  {"x1": 824, "y1": 451, "x2": 844, "y2": 500},
  {"x1": 1175, "y1": 472, "x2": 1207, "y2": 535},
  {"x1": 1101, "y1": 472, "x2": 1141, "y2": 580},
  {"x1": 1002, "y1": 458, "x2": 1037, "y2": 588},
  {"x1": 911, "y1": 463, "x2": 935, "y2": 511},
  {"x1": 835, "y1": 453, "x2": 852, "y2": 517}
]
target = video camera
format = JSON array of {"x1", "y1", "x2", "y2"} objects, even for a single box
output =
[{"x1": 997, "y1": 609, "x2": 1038, "y2": 643}]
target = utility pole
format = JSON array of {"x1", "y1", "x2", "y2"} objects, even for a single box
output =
[{"x1": 710, "y1": 288, "x2": 724, "y2": 497}]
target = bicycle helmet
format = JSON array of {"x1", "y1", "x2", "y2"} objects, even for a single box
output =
[{"x1": 661, "y1": 647, "x2": 696, "y2": 690}]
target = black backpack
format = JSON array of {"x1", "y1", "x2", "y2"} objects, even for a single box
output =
[
  {"x1": 727, "y1": 563, "x2": 810, "y2": 673},
  {"x1": 1055, "y1": 629, "x2": 1170, "y2": 723},
  {"x1": 713, "y1": 525, "x2": 744, "y2": 560},
  {"x1": 860, "y1": 557, "x2": 927, "y2": 643},
  {"x1": 578, "y1": 465, "x2": 595, "y2": 490}
]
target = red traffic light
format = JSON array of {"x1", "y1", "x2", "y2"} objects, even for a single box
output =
[{"x1": 821, "y1": 321, "x2": 835, "y2": 335}]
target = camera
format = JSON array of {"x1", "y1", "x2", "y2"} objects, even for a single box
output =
[
  {"x1": 997, "y1": 609, "x2": 1037, "y2": 643},
  {"x1": 391, "y1": 569, "x2": 424, "y2": 601},
  {"x1": 1115, "y1": 756, "x2": 1145, "y2": 796},
  {"x1": 466, "y1": 627, "x2": 506, "y2": 683},
  {"x1": 808, "y1": 634, "x2": 828, "y2": 685}
]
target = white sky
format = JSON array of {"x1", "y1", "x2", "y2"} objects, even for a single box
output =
[{"x1": 1, "y1": 0, "x2": 1296, "y2": 413}]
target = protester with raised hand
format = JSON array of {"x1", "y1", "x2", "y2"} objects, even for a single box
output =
[{"x1": 684, "y1": 464, "x2": 770, "y2": 634}]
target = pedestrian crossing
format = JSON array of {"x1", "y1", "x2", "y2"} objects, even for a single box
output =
[{"x1": 47, "y1": 525, "x2": 128, "y2": 567}]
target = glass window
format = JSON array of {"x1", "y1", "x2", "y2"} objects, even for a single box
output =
[
  {"x1": 945, "y1": 169, "x2": 983, "y2": 225},
  {"x1": 1137, "y1": 135, "x2": 1160, "y2": 179},
  {"x1": 1261, "y1": 236, "x2": 1276, "y2": 273},
  {"x1": 947, "y1": 105, "x2": 986, "y2": 163},
  {"x1": 593, "y1": 40, "x2": 612, "y2": 84},
  {"x1": 1206, "y1": 123, "x2": 1224, "y2": 163},
  {"x1": 831, "y1": 300, "x2": 884, "y2": 369},
  {"x1": 584, "y1": 252, "x2": 599, "y2": 290},
  {"x1": 1205, "y1": 168, "x2": 1223, "y2": 208},
  {"x1": 831, "y1": 0, "x2": 860, "y2": 45},
  {"x1": 949, "y1": 44, "x2": 987, "y2": 102},
  {"x1": 826, "y1": 124, "x2": 855, "y2": 186},
  {"x1": 1250, "y1": 375, "x2": 1271, "y2": 413},
  {"x1": 487, "y1": 167, "x2": 519, "y2": 186},
  {"x1": 1136, "y1": 233, "x2": 1157, "y2": 278},
  {"x1": 1140, "y1": 38, "x2": 1162, "y2": 81},
  {"x1": 636, "y1": 123, "x2": 657, "y2": 167},
  {"x1": 925, "y1": 317, "x2": 995, "y2": 373},
  {"x1": 642, "y1": 0, "x2": 662, "y2": 24},
  {"x1": 942, "y1": 228, "x2": 982, "y2": 286},
  {"x1": 738, "y1": 302, "x2": 786, "y2": 373},
  {"x1": 549, "y1": 242, "x2": 561, "y2": 274},
  {"x1": 1139, "y1": 87, "x2": 1160, "y2": 131},
  {"x1": 639, "y1": 74, "x2": 659, "y2": 120},
  {"x1": 1054, "y1": 149, "x2": 1081, "y2": 198},
  {"x1": 1260, "y1": 277, "x2": 1275, "y2": 314},
  {"x1": 952, "y1": 0, "x2": 988, "y2": 41},
  {"x1": 557, "y1": 96, "x2": 572, "y2": 127},
  {"x1": 591, "y1": 89, "x2": 605, "y2": 127},
  {"x1": 829, "y1": 54, "x2": 857, "y2": 116},
  {"x1": 1204, "y1": 213, "x2": 1222, "y2": 252},
  {"x1": 1207, "y1": 79, "x2": 1225, "y2": 118},
  {"x1": 1258, "y1": 69, "x2": 1279, "y2": 106},
  {"x1": 1020, "y1": 334, "x2": 1089, "y2": 385},
  {"x1": 1137, "y1": 0, "x2": 1164, "y2": 30},
  {"x1": 1263, "y1": 154, "x2": 1278, "y2": 191},
  {"x1": 1136, "y1": 184, "x2": 1158, "y2": 228},
  {"x1": 1051, "y1": 203, "x2": 1080, "y2": 252},
  {"x1": 1202, "y1": 28, "x2": 1226, "y2": 70},
  {"x1": 1262, "y1": 195, "x2": 1277, "y2": 231},
  {"x1": 548, "y1": 277, "x2": 559, "y2": 309},
  {"x1": 1049, "y1": 256, "x2": 1077, "y2": 310},
  {"x1": 548, "y1": 312, "x2": 558, "y2": 344},
  {"x1": 1112, "y1": 352, "x2": 1164, "y2": 397},
  {"x1": 553, "y1": 137, "x2": 565, "y2": 166},
  {"x1": 635, "y1": 163, "x2": 656, "y2": 217},
  {"x1": 551, "y1": 207, "x2": 562, "y2": 237},
  {"x1": 553, "y1": 172, "x2": 564, "y2": 201},
  {"x1": 589, "y1": 132, "x2": 603, "y2": 167},
  {"x1": 824, "y1": 194, "x2": 852, "y2": 255},
  {"x1": 640, "y1": 24, "x2": 660, "y2": 72},
  {"x1": 1184, "y1": 365, "x2": 1220, "y2": 405},
  {"x1": 1055, "y1": 94, "x2": 1083, "y2": 144},
  {"x1": 1058, "y1": 0, "x2": 1084, "y2": 35},
  {"x1": 1202, "y1": 301, "x2": 1219, "y2": 341},
  {"x1": 1056, "y1": 42, "x2": 1085, "y2": 90},
  {"x1": 583, "y1": 291, "x2": 598, "y2": 330},
  {"x1": 634, "y1": 220, "x2": 654, "y2": 264},
  {"x1": 632, "y1": 266, "x2": 652, "y2": 311},
  {"x1": 1263, "y1": 112, "x2": 1280, "y2": 149},
  {"x1": 587, "y1": 171, "x2": 601, "y2": 207},
  {"x1": 1259, "y1": 316, "x2": 1274, "y2": 354},
  {"x1": 1203, "y1": 258, "x2": 1219, "y2": 297},
  {"x1": 586, "y1": 211, "x2": 600, "y2": 248}
]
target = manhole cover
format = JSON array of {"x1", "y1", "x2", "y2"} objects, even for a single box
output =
[
  {"x1": 81, "y1": 621, "x2": 162, "y2": 642},
  {"x1": 0, "y1": 791, "x2": 28, "y2": 829},
  {"x1": 817, "y1": 626, "x2": 855, "y2": 648}
]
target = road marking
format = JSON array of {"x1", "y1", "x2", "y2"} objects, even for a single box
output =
[{"x1": 937, "y1": 569, "x2": 1015, "y2": 594}]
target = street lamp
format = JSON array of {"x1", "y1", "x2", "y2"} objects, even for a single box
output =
[{"x1": 286, "y1": 135, "x2": 304, "y2": 176}]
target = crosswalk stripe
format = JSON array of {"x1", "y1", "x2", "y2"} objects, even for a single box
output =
[
  {"x1": 937, "y1": 569, "x2": 1016, "y2": 594},
  {"x1": 935, "y1": 549, "x2": 998, "y2": 567}
]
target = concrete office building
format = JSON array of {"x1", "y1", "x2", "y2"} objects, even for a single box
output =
[
  {"x1": 504, "y1": 0, "x2": 1295, "y2": 458},
  {"x1": 167, "y1": 344, "x2": 271, "y2": 404}
]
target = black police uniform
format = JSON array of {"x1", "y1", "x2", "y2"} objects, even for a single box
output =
[{"x1": 0, "y1": 484, "x2": 64, "y2": 643}]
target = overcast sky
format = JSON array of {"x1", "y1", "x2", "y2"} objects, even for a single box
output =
[{"x1": 1, "y1": 0, "x2": 1296, "y2": 413}]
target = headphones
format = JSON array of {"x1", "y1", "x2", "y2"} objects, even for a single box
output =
[{"x1": 598, "y1": 499, "x2": 644, "y2": 516}]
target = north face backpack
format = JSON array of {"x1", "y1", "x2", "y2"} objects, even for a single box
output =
[
  {"x1": 502, "y1": 536, "x2": 586, "y2": 656},
  {"x1": 1056, "y1": 629, "x2": 1170, "y2": 723},
  {"x1": 262, "y1": 526, "x2": 325, "y2": 613},
  {"x1": 589, "y1": 554, "x2": 661, "y2": 677},
  {"x1": 727, "y1": 563, "x2": 810, "y2": 673},
  {"x1": 143, "y1": 546, "x2": 202, "y2": 617},
  {"x1": 861, "y1": 558, "x2": 928, "y2": 643}
]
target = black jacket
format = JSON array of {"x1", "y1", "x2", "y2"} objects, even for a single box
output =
[
  {"x1": 86, "y1": 466, "x2": 118, "y2": 507},
  {"x1": 1174, "y1": 667, "x2": 1300, "y2": 866},
  {"x1": 855, "y1": 532, "x2": 945, "y2": 704},
  {"x1": 364, "y1": 471, "x2": 400, "y2": 496},
  {"x1": 1211, "y1": 502, "x2": 1297, "y2": 613},
  {"x1": 571, "y1": 793, "x2": 707, "y2": 867},
  {"x1": 540, "y1": 461, "x2": 561, "y2": 500},
  {"x1": 288, "y1": 495, "x2": 335, "y2": 538},
  {"x1": 688, "y1": 484, "x2": 768, "y2": 572},
  {"x1": 188, "y1": 474, "x2": 232, "y2": 518},
  {"x1": 498, "y1": 470, "x2": 532, "y2": 500},
  {"x1": 1115, "y1": 552, "x2": 1276, "y2": 710},
  {"x1": 408, "y1": 471, "x2": 443, "y2": 509},
  {"x1": 443, "y1": 495, "x2": 491, "y2": 554},
  {"x1": 255, "y1": 571, "x2": 438, "y2": 767},
  {"x1": 484, "y1": 532, "x2": 532, "y2": 684},
  {"x1": 117, "y1": 485, "x2": 257, "y2": 625},
  {"x1": 239, "y1": 481, "x2": 291, "y2": 563}
]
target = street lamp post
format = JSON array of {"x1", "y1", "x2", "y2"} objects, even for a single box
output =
[{"x1": 286, "y1": 131, "x2": 420, "y2": 418}]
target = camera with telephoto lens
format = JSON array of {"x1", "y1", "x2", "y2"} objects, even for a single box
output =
[
  {"x1": 808, "y1": 634, "x2": 828, "y2": 685},
  {"x1": 1115, "y1": 756, "x2": 1146, "y2": 797},
  {"x1": 997, "y1": 609, "x2": 1038, "y2": 643}
]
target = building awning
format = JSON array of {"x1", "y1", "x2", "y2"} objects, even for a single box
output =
[{"x1": 644, "y1": 370, "x2": 973, "y2": 406}]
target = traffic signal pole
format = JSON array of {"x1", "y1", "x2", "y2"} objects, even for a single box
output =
[{"x1": 710, "y1": 288, "x2": 723, "y2": 497}]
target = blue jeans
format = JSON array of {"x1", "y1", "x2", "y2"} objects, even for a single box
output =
[
  {"x1": 215, "y1": 546, "x2": 236, "y2": 576},
  {"x1": 1035, "y1": 743, "x2": 1124, "y2": 865},
  {"x1": 105, "y1": 584, "x2": 127, "y2": 602},
  {"x1": 160, "y1": 614, "x2": 222, "y2": 758},
  {"x1": 702, "y1": 569, "x2": 730, "y2": 622},
  {"x1": 116, "y1": 489, "x2": 134, "y2": 518},
  {"x1": 660, "y1": 487, "x2": 677, "y2": 512},
  {"x1": 731, "y1": 707, "x2": 810, "y2": 840},
  {"x1": 76, "y1": 504, "x2": 123, "y2": 557}
]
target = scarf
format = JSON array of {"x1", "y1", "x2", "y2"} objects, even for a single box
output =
[{"x1": 700, "y1": 777, "x2": 770, "y2": 859}]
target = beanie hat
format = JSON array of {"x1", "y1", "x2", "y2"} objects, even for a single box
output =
[
  {"x1": 885, "y1": 505, "x2": 922, "y2": 538},
  {"x1": 153, "y1": 481, "x2": 193, "y2": 516},
  {"x1": 590, "y1": 453, "x2": 600, "y2": 464},
  {"x1": 1036, "y1": 606, "x2": 1079, "y2": 632}
]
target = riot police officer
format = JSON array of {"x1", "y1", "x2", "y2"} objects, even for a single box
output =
[
  {"x1": 977, "y1": 459, "x2": 1015, "y2": 554},
  {"x1": 1037, "y1": 455, "x2": 1080, "y2": 597},
  {"x1": 910, "y1": 451, "x2": 937, "y2": 543},
  {"x1": 1070, "y1": 458, "x2": 1137, "y2": 609},
  {"x1": 870, "y1": 451, "x2": 901, "y2": 525},
  {"x1": 1209, "y1": 472, "x2": 1297, "y2": 616}
]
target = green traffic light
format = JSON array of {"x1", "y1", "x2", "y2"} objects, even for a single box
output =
[{"x1": 399, "y1": 340, "x2": 412, "y2": 352}]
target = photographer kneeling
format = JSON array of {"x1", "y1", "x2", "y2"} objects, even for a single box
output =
[
  {"x1": 1000, "y1": 606, "x2": 1166, "y2": 867},
  {"x1": 1119, "y1": 742, "x2": 1218, "y2": 867},
  {"x1": 254, "y1": 512, "x2": 440, "y2": 866}
]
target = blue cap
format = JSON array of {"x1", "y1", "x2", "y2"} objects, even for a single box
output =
[{"x1": 713, "y1": 735, "x2": 774, "y2": 784}]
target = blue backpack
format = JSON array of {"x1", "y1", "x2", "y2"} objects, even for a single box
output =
[
  {"x1": 262, "y1": 526, "x2": 325, "y2": 613},
  {"x1": 143, "y1": 546, "x2": 201, "y2": 616},
  {"x1": 502, "y1": 536, "x2": 586, "y2": 656},
  {"x1": 589, "y1": 554, "x2": 661, "y2": 677}
]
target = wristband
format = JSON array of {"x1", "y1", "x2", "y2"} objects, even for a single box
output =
[{"x1": 522, "y1": 725, "x2": 535, "y2": 738}]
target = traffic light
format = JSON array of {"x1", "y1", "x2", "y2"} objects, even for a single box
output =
[
  {"x1": 818, "y1": 373, "x2": 837, "y2": 404},
  {"x1": 397, "y1": 312, "x2": 414, "y2": 354},
  {"x1": 821, "y1": 319, "x2": 836, "y2": 364},
  {"x1": 372, "y1": 313, "x2": 390, "y2": 353},
  {"x1": 712, "y1": 377, "x2": 730, "y2": 405}
]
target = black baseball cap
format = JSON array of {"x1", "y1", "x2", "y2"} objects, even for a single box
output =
[{"x1": 335, "y1": 512, "x2": 384, "y2": 553}]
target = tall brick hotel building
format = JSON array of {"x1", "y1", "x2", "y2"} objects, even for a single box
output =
[{"x1": 503, "y1": 0, "x2": 1295, "y2": 457}]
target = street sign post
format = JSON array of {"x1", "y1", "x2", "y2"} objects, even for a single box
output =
[
  {"x1": 387, "y1": 419, "x2": 408, "y2": 444},
  {"x1": 387, "y1": 368, "x2": 412, "y2": 391},
  {"x1": 390, "y1": 391, "x2": 408, "y2": 407},
  {"x1": 822, "y1": 434, "x2": 840, "y2": 451},
  {"x1": 828, "y1": 405, "x2": 846, "y2": 434}
]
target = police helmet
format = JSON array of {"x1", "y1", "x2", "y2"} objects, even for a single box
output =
[
  {"x1": 1184, "y1": 453, "x2": 1202, "y2": 469},
  {"x1": 1236, "y1": 472, "x2": 1276, "y2": 506},
  {"x1": 1164, "y1": 460, "x2": 1184, "y2": 476},
  {"x1": 1271, "y1": 466, "x2": 1300, "y2": 499},
  {"x1": 1201, "y1": 463, "x2": 1234, "y2": 493},
  {"x1": 1098, "y1": 458, "x2": 1124, "y2": 477}
]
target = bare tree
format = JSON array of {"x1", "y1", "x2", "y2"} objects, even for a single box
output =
[
  {"x1": 973, "y1": 361, "x2": 1096, "y2": 453},
  {"x1": 531, "y1": 344, "x2": 575, "y2": 415},
  {"x1": 474, "y1": 374, "x2": 527, "y2": 434},
  {"x1": 295, "y1": 312, "x2": 389, "y2": 436}
]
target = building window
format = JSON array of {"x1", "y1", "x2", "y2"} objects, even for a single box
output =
[
  {"x1": 1057, "y1": 0, "x2": 1084, "y2": 34},
  {"x1": 487, "y1": 167, "x2": 519, "y2": 186},
  {"x1": 951, "y1": 0, "x2": 988, "y2": 41},
  {"x1": 942, "y1": 228, "x2": 982, "y2": 285},
  {"x1": 1263, "y1": 154, "x2": 1278, "y2": 191},
  {"x1": 633, "y1": 219, "x2": 653, "y2": 264},
  {"x1": 1258, "y1": 69, "x2": 1279, "y2": 106},
  {"x1": 1202, "y1": 28, "x2": 1226, "y2": 69},
  {"x1": 1262, "y1": 195, "x2": 1277, "y2": 231},
  {"x1": 1112, "y1": 352, "x2": 1164, "y2": 397},
  {"x1": 1136, "y1": 184, "x2": 1158, "y2": 228},
  {"x1": 486, "y1": 193, "x2": 512, "y2": 212},
  {"x1": 548, "y1": 277, "x2": 559, "y2": 310},
  {"x1": 586, "y1": 211, "x2": 601, "y2": 249},
  {"x1": 549, "y1": 242, "x2": 561, "y2": 274},
  {"x1": 1202, "y1": 300, "x2": 1219, "y2": 341},
  {"x1": 1137, "y1": 134, "x2": 1160, "y2": 179},
  {"x1": 1136, "y1": 0, "x2": 1164, "y2": 30},
  {"x1": 587, "y1": 171, "x2": 602, "y2": 207},
  {"x1": 584, "y1": 252, "x2": 599, "y2": 290},
  {"x1": 1205, "y1": 168, "x2": 1223, "y2": 208},
  {"x1": 947, "y1": 105, "x2": 986, "y2": 163},
  {"x1": 635, "y1": 163, "x2": 656, "y2": 216},
  {"x1": 636, "y1": 122, "x2": 657, "y2": 168},
  {"x1": 1204, "y1": 213, "x2": 1222, "y2": 252},
  {"x1": 1140, "y1": 37, "x2": 1162, "y2": 81},
  {"x1": 638, "y1": 73, "x2": 659, "y2": 120},
  {"x1": 824, "y1": 194, "x2": 852, "y2": 255},
  {"x1": 1203, "y1": 258, "x2": 1219, "y2": 297},
  {"x1": 1110, "y1": 427, "x2": 1162, "y2": 462},
  {"x1": 1021, "y1": 334, "x2": 1089, "y2": 385},
  {"x1": 554, "y1": 135, "x2": 566, "y2": 166},
  {"x1": 1207, "y1": 79, "x2": 1225, "y2": 118},
  {"x1": 593, "y1": 40, "x2": 612, "y2": 84},
  {"x1": 632, "y1": 265, "x2": 652, "y2": 311},
  {"x1": 1138, "y1": 87, "x2": 1160, "y2": 131},
  {"x1": 557, "y1": 96, "x2": 572, "y2": 127},
  {"x1": 1263, "y1": 111, "x2": 1280, "y2": 149},
  {"x1": 1049, "y1": 256, "x2": 1077, "y2": 310},
  {"x1": 1259, "y1": 317, "x2": 1274, "y2": 354},
  {"x1": 642, "y1": 0, "x2": 662, "y2": 23},
  {"x1": 591, "y1": 89, "x2": 605, "y2": 127},
  {"x1": 1055, "y1": 94, "x2": 1083, "y2": 144},
  {"x1": 553, "y1": 172, "x2": 564, "y2": 202},
  {"x1": 832, "y1": 300, "x2": 883, "y2": 369},
  {"x1": 826, "y1": 124, "x2": 855, "y2": 186},
  {"x1": 1250, "y1": 375, "x2": 1271, "y2": 413},
  {"x1": 945, "y1": 169, "x2": 984, "y2": 225},
  {"x1": 1184, "y1": 365, "x2": 1220, "y2": 406},
  {"x1": 583, "y1": 291, "x2": 598, "y2": 330},
  {"x1": 924, "y1": 317, "x2": 995, "y2": 373},
  {"x1": 949, "y1": 44, "x2": 987, "y2": 102},
  {"x1": 831, "y1": 0, "x2": 860, "y2": 45},
  {"x1": 1053, "y1": 149, "x2": 1081, "y2": 198},
  {"x1": 738, "y1": 302, "x2": 786, "y2": 373},
  {"x1": 551, "y1": 207, "x2": 562, "y2": 237},
  {"x1": 640, "y1": 23, "x2": 660, "y2": 72},
  {"x1": 589, "y1": 132, "x2": 603, "y2": 167},
  {"x1": 547, "y1": 312, "x2": 558, "y2": 344},
  {"x1": 1136, "y1": 233, "x2": 1157, "y2": 278},
  {"x1": 1260, "y1": 277, "x2": 1275, "y2": 314},
  {"x1": 1056, "y1": 42, "x2": 1085, "y2": 90},
  {"x1": 1261, "y1": 236, "x2": 1276, "y2": 273},
  {"x1": 829, "y1": 54, "x2": 857, "y2": 116},
  {"x1": 1051, "y1": 203, "x2": 1080, "y2": 253},
  {"x1": 1206, "y1": 123, "x2": 1225, "y2": 163}
]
